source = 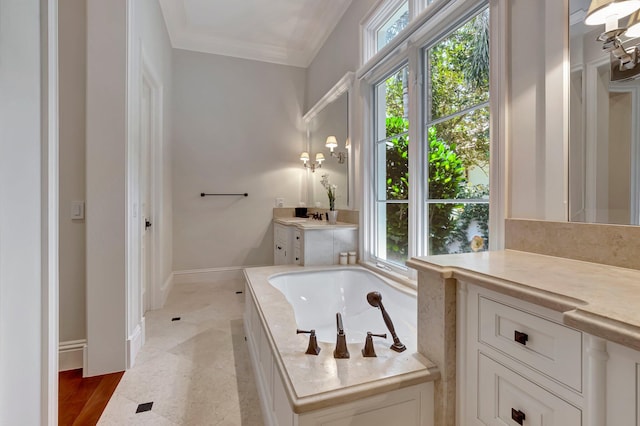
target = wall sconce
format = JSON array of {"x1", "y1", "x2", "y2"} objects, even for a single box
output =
[
  {"x1": 325, "y1": 136, "x2": 347, "y2": 164},
  {"x1": 586, "y1": 0, "x2": 640, "y2": 81},
  {"x1": 300, "y1": 151, "x2": 324, "y2": 172}
]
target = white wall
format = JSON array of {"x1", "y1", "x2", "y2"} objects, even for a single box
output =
[
  {"x1": 0, "y1": 0, "x2": 55, "y2": 423},
  {"x1": 86, "y1": 0, "x2": 128, "y2": 376},
  {"x1": 305, "y1": 0, "x2": 378, "y2": 111},
  {"x1": 508, "y1": 0, "x2": 568, "y2": 221},
  {"x1": 59, "y1": 0, "x2": 87, "y2": 344},
  {"x1": 171, "y1": 50, "x2": 306, "y2": 271}
]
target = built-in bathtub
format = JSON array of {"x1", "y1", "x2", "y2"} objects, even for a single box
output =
[
  {"x1": 269, "y1": 268, "x2": 417, "y2": 344},
  {"x1": 243, "y1": 265, "x2": 439, "y2": 426}
]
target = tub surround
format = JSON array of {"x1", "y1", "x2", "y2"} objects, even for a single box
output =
[{"x1": 243, "y1": 265, "x2": 439, "y2": 415}]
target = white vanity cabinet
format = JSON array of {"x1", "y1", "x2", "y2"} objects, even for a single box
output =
[
  {"x1": 273, "y1": 219, "x2": 357, "y2": 266},
  {"x1": 459, "y1": 283, "x2": 585, "y2": 426}
]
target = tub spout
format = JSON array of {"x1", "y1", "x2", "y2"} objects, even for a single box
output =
[
  {"x1": 366, "y1": 291, "x2": 406, "y2": 352},
  {"x1": 333, "y1": 312, "x2": 350, "y2": 359}
]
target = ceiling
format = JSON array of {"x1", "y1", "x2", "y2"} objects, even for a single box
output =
[{"x1": 158, "y1": 0, "x2": 353, "y2": 68}]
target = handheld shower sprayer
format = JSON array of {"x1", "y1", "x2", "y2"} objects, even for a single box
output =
[{"x1": 366, "y1": 291, "x2": 406, "y2": 352}]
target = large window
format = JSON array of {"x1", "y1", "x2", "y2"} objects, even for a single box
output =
[
  {"x1": 424, "y1": 8, "x2": 490, "y2": 255},
  {"x1": 371, "y1": 7, "x2": 490, "y2": 268}
]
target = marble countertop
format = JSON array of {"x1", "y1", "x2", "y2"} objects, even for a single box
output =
[
  {"x1": 273, "y1": 217, "x2": 358, "y2": 229},
  {"x1": 407, "y1": 250, "x2": 640, "y2": 351},
  {"x1": 244, "y1": 265, "x2": 439, "y2": 413}
]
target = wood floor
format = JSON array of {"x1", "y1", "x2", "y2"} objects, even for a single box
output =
[{"x1": 58, "y1": 369, "x2": 124, "y2": 426}]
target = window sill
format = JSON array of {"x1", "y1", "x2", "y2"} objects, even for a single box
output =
[{"x1": 360, "y1": 260, "x2": 417, "y2": 291}]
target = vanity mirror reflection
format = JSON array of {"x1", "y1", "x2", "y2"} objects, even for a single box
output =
[
  {"x1": 569, "y1": 0, "x2": 640, "y2": 225},
  {"x1": 303, "y1": 73, "x2": 354, "y2": 210}
]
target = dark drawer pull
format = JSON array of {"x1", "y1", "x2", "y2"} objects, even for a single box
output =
[
  {"x1": 296, "y1": 236, "x2": 300, "y2": 240},
  {"x1": 514, "y1": 330, "x2": 529, "y2": 346},
  {"x1": 511, "y1": 408, "x2": 525, "y2": 425},
  {"x1": 276, "y1": 245, "x2": 282, "y2": 250}
]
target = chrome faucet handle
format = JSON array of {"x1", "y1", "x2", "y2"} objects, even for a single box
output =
[
  {"x1": 296, "y1": 329, "x2": 321, "y2": 355},
  {"x1": 361, "y1": 332, "x2": 387, "y2": 357},
  {"x1": 333, "y1": 313, "x2": 350, "y2": 359}
]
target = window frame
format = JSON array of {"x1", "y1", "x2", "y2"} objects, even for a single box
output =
[{"x1": 360, "y1": 0, "x2": 505, "y2": 276}]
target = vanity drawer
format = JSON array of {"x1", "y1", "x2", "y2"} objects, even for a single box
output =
[
  {"x1": 477, "y1": 353, "x2": 581, "y2": 426},
  {"x1": 478, "y1": 296, "x2": 583, "y2": 391}
]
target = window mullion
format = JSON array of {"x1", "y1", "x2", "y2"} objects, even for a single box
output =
[{"x1": 407, "y1": 44, "x2": 424, "y2": 260}]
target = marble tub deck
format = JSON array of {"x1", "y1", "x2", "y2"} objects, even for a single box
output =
[
  {"x1": 244, "y1": 265, "x2": 440, "y2": 414},
  {"x1": 98, "y1": 279, "x2": 263, "y2": 425}
]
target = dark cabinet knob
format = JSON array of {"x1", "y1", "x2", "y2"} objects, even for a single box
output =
[
  {"x1": 276, "y1": 245, "x2": 282, "y2": 250},
  {"x1": 511, "y1": 408, "x2": 525, "y2": 425},
  {"x1": 514, "y1": 330, "x2": 529, "y2": 346}
]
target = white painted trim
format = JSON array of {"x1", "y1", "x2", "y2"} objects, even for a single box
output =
[
  {"x1": 172, "y1": 266, "x2": 265, "y2": 284},
  {"x1": 59, "y1": 340, "x2": 87, "y2": 372},
  {"x1": 43, "y1": 0, "x2": 59, "y2": 423},
  {"x1": 489, "y1": 0, "x2": 508, "y2": 249},
  {"x1": 140, "y1": 47, "x2": 165, "y2": 312},
  {"x1": 126, "y1": 318, "x2": 145, "y2": 369}
]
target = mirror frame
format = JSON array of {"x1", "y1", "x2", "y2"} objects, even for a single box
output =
[{"x1": 302, "y1": 72, "x2": 355, "y2": 210}]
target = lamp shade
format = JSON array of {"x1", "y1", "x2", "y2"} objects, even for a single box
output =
[
  {"x1": 315, "y1": 153, "x2": 325, "y2": 163},
  {"x1": 325, "y1": 136, "x2": 338, "y2": 149},
  {"x1": 626, "y1": 9, "x2": 640, "y2": 36},
  {"x1": 585, "y1": 0, "x2": 640, "y2": 25},
  {"x1": 300, "y1": 152, "x2": 310, "y2": 162}
]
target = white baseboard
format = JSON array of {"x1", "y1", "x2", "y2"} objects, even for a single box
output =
[
  {"x1": 172, "y1": 265, "x2": 266, "y2": 284},
  {"x1": 126, "y1": 318, "x2": 145, "y2": 369},
  {"x1": 59, "y1": 340, "x2": 87, "y2": 372}
]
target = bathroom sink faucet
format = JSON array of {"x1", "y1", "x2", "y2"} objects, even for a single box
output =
[{"x1": 333, "y1": 312, "x2": 350, "y2": 358}]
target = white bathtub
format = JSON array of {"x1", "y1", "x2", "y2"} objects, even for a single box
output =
[{"x1": 268, "y1": 268, "x2": 416, "y2": 344}]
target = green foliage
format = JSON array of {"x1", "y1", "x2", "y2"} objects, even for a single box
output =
[{"x1": 427, "y1": 127, "x2": 466, "y2": 255}]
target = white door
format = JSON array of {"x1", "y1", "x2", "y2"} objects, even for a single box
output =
[{"x1": 140, "y1": 79, "x2": 152, "y2": 313}]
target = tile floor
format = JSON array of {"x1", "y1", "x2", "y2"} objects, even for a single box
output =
[{"x1": 98, "y1": 279, "x2": 264, "y2": 425}]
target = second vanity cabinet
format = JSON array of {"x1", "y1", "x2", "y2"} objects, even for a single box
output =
[
  {"x1": 273, "y1": 219, "x2": 357, "y2": 266},
  {"x1": 460, "y1": 284, "x2": 585, "y2": 425}
]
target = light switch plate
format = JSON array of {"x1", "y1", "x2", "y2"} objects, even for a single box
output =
[{"x1": 71, "y1": 201, "x2": 85, "y2": 220}]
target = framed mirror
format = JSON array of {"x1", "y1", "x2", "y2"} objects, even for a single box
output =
[
  {"x1": 569, "y1": 0, "x2": 640, "y2": 225},
  {"x1": 303, "y1": 72, "x2": 354, "y2": 210}
]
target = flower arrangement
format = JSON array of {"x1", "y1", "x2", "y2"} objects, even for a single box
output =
[{"x1": 320, "y1": 174, "x2": 337, "y2": 211}]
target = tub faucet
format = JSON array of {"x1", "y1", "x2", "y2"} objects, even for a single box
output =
[
  {"x1": 296, "y1": 329, "x2": 321, "y2": 355},
  {"x1": 366, "y1": 291, "x2": 406, "y2": 352},
  {"x1": 333, "y1": 312, "x2": 350, "y2": 359}
]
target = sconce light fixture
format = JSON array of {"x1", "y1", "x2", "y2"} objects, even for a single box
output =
[
  {"x1": 300, "y1": 151, "x2": 324, "y2": 172},
  {"x1": 325, "y1": 136, "x2": 347, "y2": 164},
  {"x1": 586, "y1": 0, "x2": 640, "y2": 81}
]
